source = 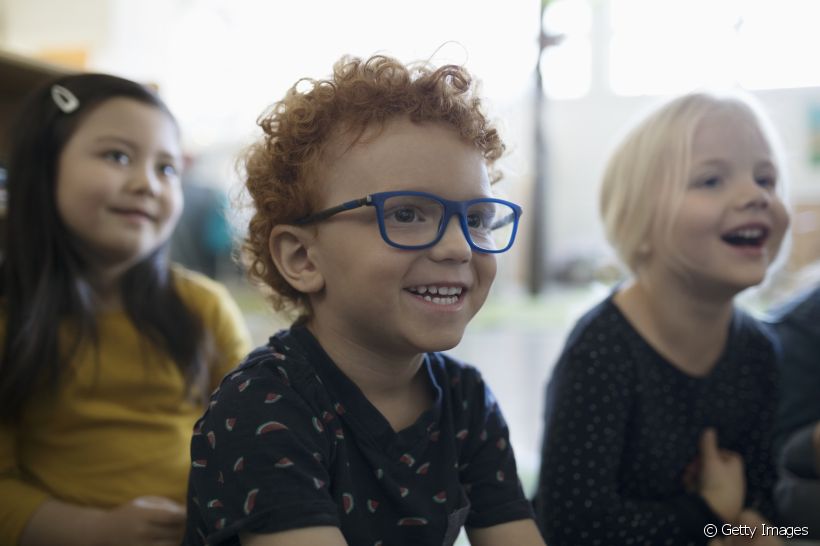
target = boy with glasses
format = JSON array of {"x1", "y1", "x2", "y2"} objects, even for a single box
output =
[{"x1": 183, "y1": 54, "x2": 543, "y2": 546}]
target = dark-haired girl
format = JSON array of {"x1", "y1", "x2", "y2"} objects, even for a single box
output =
[{"x1": 0, "y1": 73, "x2": 251, "y2": 546}]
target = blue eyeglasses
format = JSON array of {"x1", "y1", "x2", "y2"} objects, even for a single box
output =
[{"x1": 294, "y1": 190, "x2": 523, "y2": 253}]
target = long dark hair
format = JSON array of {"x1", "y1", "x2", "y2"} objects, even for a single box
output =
[{"x1": 0, "y1": 73, "x2": 208, "y2": 420}]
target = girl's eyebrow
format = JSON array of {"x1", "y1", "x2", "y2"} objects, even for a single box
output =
[
  {"x1": 94, "y1": 135, "x2": 181, "y2": 162},
  {"x1": 692, "y1": 158, "x2": 728, "y2": 169},
  {"x1": 93, "y1": 135, "x2": 137, "y2": 150}
]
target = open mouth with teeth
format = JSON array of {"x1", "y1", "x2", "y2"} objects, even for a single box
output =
[
  {"x1": 406, "y1": 285, "x2": 464, "y2": 305},
  {"x1": 721, "y1": 226, "x2": 769, "y2": 248}
]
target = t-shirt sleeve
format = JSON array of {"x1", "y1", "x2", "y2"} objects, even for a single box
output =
[
  {"x1": 186, "y1": 357, "x2": 340, "y2": 544},
  {"x1": 533, "y1": 325, "x2": 722, "y2": 546},
  {"x1": 171, "y1": 266, "x2": 252, "y2": 392},
  {"x1": 202, "y1": 282, "x2": 253, "y2": 390},
  {"x1": 0, "y1": 421, "x2": 50, "y2": 545},
  {"x1": 455, "y1": 367, "x2": 534, "y2": 529}
]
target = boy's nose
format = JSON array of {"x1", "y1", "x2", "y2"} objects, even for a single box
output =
[{"x1": 429, "y1": 216, "x2": 472, "y2": 262}]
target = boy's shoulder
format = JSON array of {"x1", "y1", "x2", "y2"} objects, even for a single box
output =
[
  {"x1": 221, "y1": 329, "x2": 314, "y2": 387},
  {"x1": 197, "y1": 331, "x2": 343, "y2": 448}
]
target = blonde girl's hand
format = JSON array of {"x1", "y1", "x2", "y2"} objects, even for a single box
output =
[
  {"x1": 697, "y1": 428, "x2": 745, "y2": 523},
  {"x1": 734, "y1": 509, "x2": 784, "y2": 546},
  {"x1": 95, "y1": 496, "x2": 186, "y2": 546}
]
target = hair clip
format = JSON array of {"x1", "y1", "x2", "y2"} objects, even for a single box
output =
[{"x1": 51, "y1": 85, "x2": 80, "y2": 114}]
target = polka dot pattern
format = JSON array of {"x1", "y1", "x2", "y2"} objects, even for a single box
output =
[{"x1": 533, "y1": 296, "x2": 778, "y2": 545}]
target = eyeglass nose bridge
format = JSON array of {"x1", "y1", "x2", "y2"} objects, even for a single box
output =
[{"x1": 431, "y1": 205, "x2": 475, "y2": 249}]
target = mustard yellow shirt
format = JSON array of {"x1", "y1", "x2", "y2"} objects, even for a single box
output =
[{"x1": 0, "y1": 266, "x2": 252, "y2": 544}]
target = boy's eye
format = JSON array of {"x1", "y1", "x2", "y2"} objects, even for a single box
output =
[
  {"x1": 466, "y1": 212, "x2": 491, "y2": 230},
  {"x1": 104, "y1": 150, "x2": 130, "y2": 165},
  {"x1": 386, "y1": 207, "x2": 426, "y2": 223},
  {"x1": 466, "y1": 204, "x2": 498, "y2": 231}
]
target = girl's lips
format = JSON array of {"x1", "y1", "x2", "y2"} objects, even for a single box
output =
[
  {"x1": 110, "y1": 207, "x2": 155, "y2": 221},
  {"x1": 720, "y1": 223, "x2": 770, "y2": 248}
]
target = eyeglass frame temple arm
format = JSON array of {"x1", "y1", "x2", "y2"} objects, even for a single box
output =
[
  {"x1": 294, "y1": 196, "x2": 373, "y2": 225},
  {"x1": 489, "y1": 206, "x2": 521, "y2": 231}
]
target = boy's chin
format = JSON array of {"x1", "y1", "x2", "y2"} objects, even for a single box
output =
[{"x1": 409, "y1": 330, "x2": 466, "y2": 354}]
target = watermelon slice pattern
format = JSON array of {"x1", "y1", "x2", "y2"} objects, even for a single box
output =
[{"x1": 188, "y1": 339, "x2": 522, "y2": 543}]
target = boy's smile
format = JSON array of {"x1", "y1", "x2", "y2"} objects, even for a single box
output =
[
  {"x1": 306, "y1": 117, "x2": 497, "y2": 359},
  {"x1": 405, "y1": 284, "x2": 465, "y2": 306}
]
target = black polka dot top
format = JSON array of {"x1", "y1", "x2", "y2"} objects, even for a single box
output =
[{"x1": 533, "y1": 295, "x2": 778, "y2": 546}]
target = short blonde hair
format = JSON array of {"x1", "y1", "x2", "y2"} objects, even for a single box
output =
[
  {"x1": 241, "y1": 54, "x2": 504, "y2": 319},
  {"x1": 599, "y1": 91, "x2": 786, "y2": 274}
]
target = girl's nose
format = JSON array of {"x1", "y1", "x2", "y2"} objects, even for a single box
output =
[
  {"x1": 737, "y1": 179, "x2": 771, "y2": 211},
  {"x1": 128, "y1": 166, "x2": 160, "y2": 196}
]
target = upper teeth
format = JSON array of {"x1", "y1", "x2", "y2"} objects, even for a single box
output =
[
  {"x1": 729, "y1": 228, "x2": 764, "y2": 239},
  {"x1": 408, "y1": 286, "x2": 463, "y2": 296}
]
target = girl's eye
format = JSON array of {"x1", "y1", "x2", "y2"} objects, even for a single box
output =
[
  {"x1": 756, "y1": 176, "x2": 776, "y2": 189},
  {"x1": 158, "y1": 163, "x2": 179, "y2": 177},
  {"x1": 104, "y1": 150, "x2": 130, "y2": 165},
  {"x1": 693, "y1": 177, "x2": 721, "y2": 189}
]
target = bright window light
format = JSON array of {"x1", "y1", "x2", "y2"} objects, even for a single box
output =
[
  {"x1": 540, "y1": 0, "x2": 592, "y2": 99},
  {"x1": 609, "y1": 0, "x2": 742, "y2": 95},
  {"x1": 609, "y1": 0, "x2": 820, "y2": 95}
]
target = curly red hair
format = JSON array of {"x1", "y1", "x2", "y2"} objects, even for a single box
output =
[{"x1": 241, "y1": 53, "x2": 505, "y2": 319}]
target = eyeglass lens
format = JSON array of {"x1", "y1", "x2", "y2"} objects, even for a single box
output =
[{"x1": 381, "y1": 194, "x2": 516, "y2": 251}]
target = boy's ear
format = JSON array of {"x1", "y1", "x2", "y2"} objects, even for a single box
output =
[{"x1": 268, "y1": 225, "x2": 325, "y2": 294}]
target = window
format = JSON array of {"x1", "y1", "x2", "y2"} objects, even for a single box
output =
[{"x1": 541, "y1": 0, "x2": 820, "y2": 98}]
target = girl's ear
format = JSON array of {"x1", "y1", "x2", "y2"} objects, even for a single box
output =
[{"x1": 268, "y1": 225, "x2": 325, "y2": 294}]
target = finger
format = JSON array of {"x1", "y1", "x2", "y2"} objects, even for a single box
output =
[
  {"x1": 132, "y1": 496, "x2": 185, "y2": 514},
  {"x1": 725, "y1": 451, "x2": 745, "y2": 471},
  {"x1": 700, "y1": 428, "x2": 718, "y2": 459},
  {"x1": 143, "y1": 508, "x2": 186, "y2": 527}
]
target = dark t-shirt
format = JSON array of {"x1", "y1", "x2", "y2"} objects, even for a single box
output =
[
  {"x1": 184, "y1": 326, "x2": 533, "y2": 545},
  {"x1": 766, "y1": 285, "x2": 820, "y2": 452},
  {"x1": 532, "y1": 296, "x2": 778, "y2": 546},
  {"x1": 765, "y1": 285, "x2": 820, "y2": 536}
]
